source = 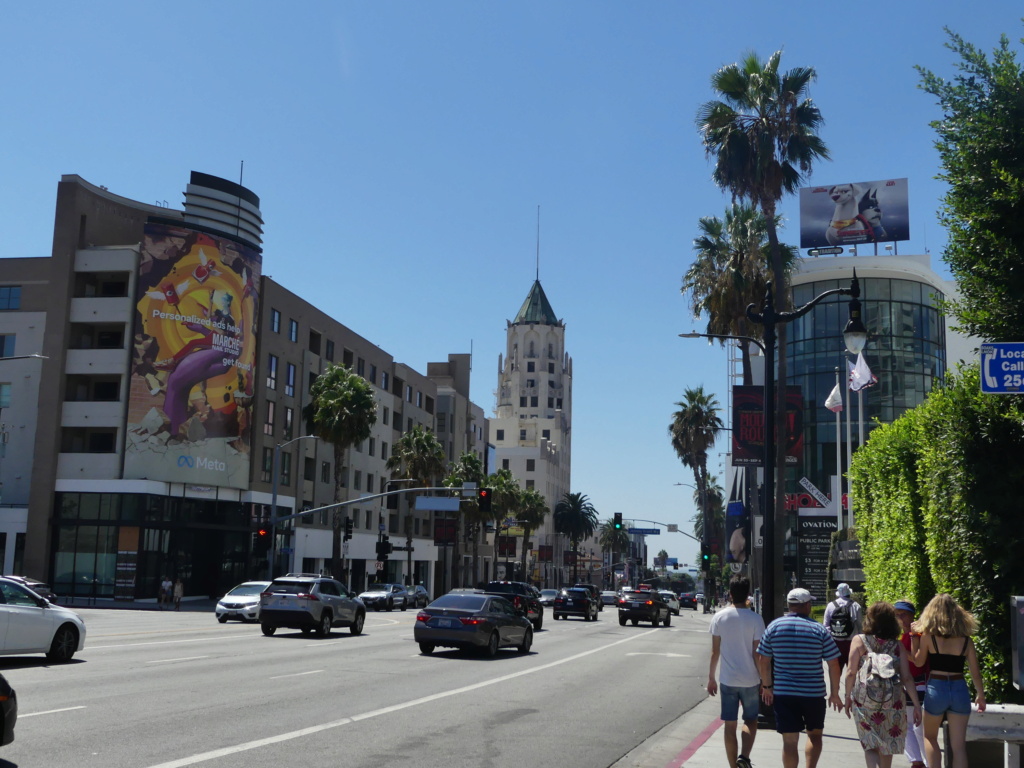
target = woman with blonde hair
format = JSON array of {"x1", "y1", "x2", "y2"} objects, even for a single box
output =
[{"x1": 910, "y1": 594, "x2": 986, "y2": 768}]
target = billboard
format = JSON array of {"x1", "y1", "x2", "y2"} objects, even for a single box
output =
[
  {"x1": 124, "y1": 222, "x2": 261, "y2": 488},
  {"x1": 799, "y1": 178, "x2": 909, "y2": 249},
  {"x1": 732, "y1": 386, "x2": 804, "y2": 466}
]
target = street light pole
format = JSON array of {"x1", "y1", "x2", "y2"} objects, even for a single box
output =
[
  {"x1": 745, "y1": 270, "x2": 867, "y2": 620},
  {"x1": 269, "y1": 435, "x2": 320, "y2": 581}
]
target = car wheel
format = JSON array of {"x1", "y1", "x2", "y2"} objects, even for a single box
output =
[
  {"x1": 518, "y1": 628, "x2": 533, "y2": 654},
  {"x1": 652, "y1": 615, "x2": 660, "y2": 627},
  {"x1": 419, "y1": 642, "x2": 435, "y2": 655},
  {"x1": 484, "y1": 631, "x2": 499, "y2": 658},
  {"x1": 631, "y1": 618, "x2": 639, "y2": 626},
  {"x1": 301, "y1": 627, "x2": 313, "y2": 635},
  {"x1": 532, "y1": 613, "x2": 543, "y2": 631},
  {"x1": 350, "y1": 611, "x2": 365, "y2": 636},
  {"x1": 217, "y1": 615, "x2": 228, "y2": 624},
  {"x1": 619, "y1": 614, "x2": 627, "y2": 626},
  {"x1": 553, "y1": 613, "x2": 560, "y2": 620},
  {"x1": 317, "y1": 612, "x2": 333, "y2": 637},
  {"x1": 663, "y1": 612, "x2": 672, "y2": 627},
  {"x1": 401, "y1": 600, "x2": 408, "y2": 612},
  {"x1": 47, "y1": 625, "x2": 78, "y2": 662},
  {"x1": 386, "y1": 600, "x2": 393, "y2": 612},
  {"x1": 261, "y1": 623, "x2": 276, "y2": 636}
]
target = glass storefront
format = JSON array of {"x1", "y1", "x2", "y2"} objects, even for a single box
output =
[{"x1": 52, "y1": 492, "x2": 260, "y2": 601}]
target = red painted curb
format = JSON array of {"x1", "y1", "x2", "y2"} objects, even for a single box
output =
[{"x1": 664, "y1": 716, "x2": 723, "y2": 768}]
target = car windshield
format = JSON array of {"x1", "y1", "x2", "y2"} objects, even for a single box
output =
[
  {"x1": 564, "y1": 589, "x2": 589, "y2": 597},
  {"x1": 540, "y1": 589, "x2": 558, "y2": 597},
  {"x1": 364, "y1": 584, "x2": 389, "y2": 592},
  {"x1": 227, "y1": 584, "x2": 266, "y2": 596},
  {"x1": 429, "y1": 594, "x2": 487, "y2": 611}
]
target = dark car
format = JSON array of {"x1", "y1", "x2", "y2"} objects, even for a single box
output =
[
  {"x1": 553, "y1": 588, "x2": 599, "y2": 621},
  {"x1": 410, "y1": 585, "x2": 430, "y2": 609},
  {"x1": 617, "y1": 589, "x2": 672, "y2": 627},
  {"x1": 4, "y1": 576, "x2": 56, "y2": 603},
  {"x1": 483, "y1": 581, "x2": 544, "y2": 631},
  {"x1": 414, "y1": 593, "x2": 533, "y2": 656},
  {"x1": 0, "y1": 674, "x2": 15, "y2": 746},
  {"x1": 678, "y1": 592, "x2": 699, "y2": 610},
  {"x1": 572, "y1": 583, "x2": 604, "y2": 611}
]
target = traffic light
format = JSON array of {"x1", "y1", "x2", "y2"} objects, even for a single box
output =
[
  {"x1": 375, "y1": 536, "x2": 392, "y2": 560},
  {"x1": 700, "y1": 543, "x2": 710, "y2": 571},
  {"x1": 343, "y1": 516, "x2": 354, "y2": 541},
  {"x1": 253, "y1": 527, "x2": 271, "y2": 556},
  {"x1": 673, "y1": 562, "x2": 679, "y2": 570},
  {"x1": 477, "y1": 488, "x2": 492, "y2": 514},
  {"x1": 613, "y1": 513, "x2": 623, "y2": 530}
]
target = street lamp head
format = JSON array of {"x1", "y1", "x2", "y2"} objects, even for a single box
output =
[{"x1": 843, "y1": 270, "x2": 868, "y2": 353}]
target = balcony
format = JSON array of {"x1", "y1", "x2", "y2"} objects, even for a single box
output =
[
  {"x1": 65, "y1": 348, "x2": 130, "y2": 375},
  {"x1": 62, "y1": 401, "x2": 124, "y2": 427},
  {"x1": 70, "y1": 297, "x2": 133, "y2": 324}
]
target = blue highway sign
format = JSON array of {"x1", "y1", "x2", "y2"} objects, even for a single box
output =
[
  {"x1": 627, "y1": 527, "x2": 660, "y2": 535},
  {"x1": 980, "y1": 342, "x2": 1024, "y2": 393}
]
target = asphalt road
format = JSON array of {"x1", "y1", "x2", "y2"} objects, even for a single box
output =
[{"x1": 0, "y1": 604, "x2": 713, "y2": 768}]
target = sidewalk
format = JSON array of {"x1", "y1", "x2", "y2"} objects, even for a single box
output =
[
  {"x1": 60, "y1": 595, "x2": 218, "y2": 612},
  {"x1": 613, "y1": 693, "x2": 871, "y2": 768}
]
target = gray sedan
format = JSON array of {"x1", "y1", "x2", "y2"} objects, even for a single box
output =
[{"x1": 414, "y1": 593, "x2": 533, "y2": 656}]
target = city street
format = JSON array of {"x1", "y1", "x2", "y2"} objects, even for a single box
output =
[{"x1": 0, "y1": 605, "x2": 713, "y2": 768}]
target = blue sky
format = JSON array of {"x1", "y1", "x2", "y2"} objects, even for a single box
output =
[{"x1": 2, "y1": 3, "x2": 1020, "y2": 566}]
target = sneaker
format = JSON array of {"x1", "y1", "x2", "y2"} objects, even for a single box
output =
[{"x1": 736, "y1": 756, "x2": 752, "y2": 768}]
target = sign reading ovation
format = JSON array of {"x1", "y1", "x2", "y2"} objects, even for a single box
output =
[
  {"x1": 124, "y1": 222, "x2": 261, "y2": 489},
  {"x1": 731, "y1": 386, "x2": 804, "y2": 467}
]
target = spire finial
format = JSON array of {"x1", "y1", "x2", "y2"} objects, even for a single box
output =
[{"x1": 535, "y1": 205, "x2": 540, "y2": 281}]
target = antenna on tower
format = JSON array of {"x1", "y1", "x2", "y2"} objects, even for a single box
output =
[
  {"x1": 239, "y1": 160, "x2": 244, "y2": 186},
  {"x1": 535, "y1": 205, "x2": 540, "y2": 281}
]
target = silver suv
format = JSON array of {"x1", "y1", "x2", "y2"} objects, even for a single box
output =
[{"x1": 259, "y1": 574, "x2": 365, "y2": 637}]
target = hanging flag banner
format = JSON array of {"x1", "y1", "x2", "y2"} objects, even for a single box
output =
[
  {"x1": 848, "y1": 352, "x2": 878, "y2": 392},
  {"x1": 732, "y1": 386, "x2": 804, "y2": 466},
  {"x1": 824, "y1": 382, "x2": 844, "y2": 412},
  {"x1": 725, "y1": 500, "x2": 749, "y2": 565}
]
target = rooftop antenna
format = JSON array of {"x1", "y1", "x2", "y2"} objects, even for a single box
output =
[
  {"x1": 535, "y1": 205, "x2": 540, "y2": 281},
  {"x1": 239, "y1": 160, "x2": 244, "y2": 186}
]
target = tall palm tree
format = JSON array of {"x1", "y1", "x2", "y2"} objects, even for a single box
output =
[
  {"x1": 657, "y1": 549, "x2": 669, "y2": 571},
  {"x1": 444, "y1": 452, "x2": 485, "y2": 586},
  {"x1": 598, "y1": 519, "x2": 630, "y2": 579},
  {"x1": 697, "y1": 50, "x2": 829, "y2": 606},
  {"x1": 553, "y1": 492, "x2": 599, "y2": 582},
  {"x1": 669, "y1": 387, "x2": 723, "y2": 556},
  {"x1": 691, "y1": 473, "x2": 726, "y2": 542},
  {"x1": 303, "y1": 364, "x2": 377, "y2": 580},
  {"x1": 386, "y1": 424, "x2": 447, "y2": 583},
  {"x1": 488, "y1": 469, "x2": 523, "y2": 579},
  {"x1": 518, "y1": 488, "x2": 548, "y2": 584}
]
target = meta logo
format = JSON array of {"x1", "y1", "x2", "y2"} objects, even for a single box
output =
[{"x1": 177, "y1": 455, "x2": 227, "y2": 472}]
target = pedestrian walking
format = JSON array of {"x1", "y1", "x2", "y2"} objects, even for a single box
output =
[
  {"x1": 844, "y1": 601, "x2": 922, "y2": 768},
  {"x1": 894, "y1": 599, "x2": 928, "y2": 768},
  {"x1": 757, "y1": 588, "x2": 843, "y2": 768},
  {"x1": 823, "y1": 582, "x2": 862, "y2": 673},
  {"x1": 707, "y1": 575, "x2": 766, "y2": 768},
  {"x1": 909, "y1": 594, "x2": 986, "y2": 768},
  {"x1": 159, "y1": 575, "x2": 172, "y2": 609},
  {"x1": 173, "y1": 577, "x2": 184, "y2": 611}
]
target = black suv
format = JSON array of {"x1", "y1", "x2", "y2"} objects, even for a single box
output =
[
  {"x1": 259, "y1": 574, "x2": 366, "y2": 637},
  {"x1": 572, "y1": 583, "x2": 603, "y2": 611},
  {"x1": 554, "y1": 587, "x2": 599, "y2": 621},
  {"x1": 617, "y1": 589, "x2": 671, "y2": 627},
  {"x1": 483, "y1": 581, "x2": 544, "y2": 630}
]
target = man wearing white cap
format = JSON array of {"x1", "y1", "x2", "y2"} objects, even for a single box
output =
[
  {"x1": 757, "y1": 587, "x2": 843, "y2": 768},
  {"x1": 822, "y1": 583, "x2": 861, "y2": 673}
]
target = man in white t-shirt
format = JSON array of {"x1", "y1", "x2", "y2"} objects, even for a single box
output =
[{"x1": 709, "y1": 575, "x2": 766, "y2": 768}]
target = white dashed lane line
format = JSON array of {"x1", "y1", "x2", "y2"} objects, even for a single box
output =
[{"x1": 20, "y1": 706, "x2": 87, "y2": 718}]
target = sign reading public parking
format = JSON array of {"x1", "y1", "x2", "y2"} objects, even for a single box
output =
[{"x1": 980, "y1": 342, "x2": 1024, "y2": 393}]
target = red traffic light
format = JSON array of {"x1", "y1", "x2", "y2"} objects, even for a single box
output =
[{"x1": 257, "y1": 528, "x2": 269, "y2": 537}]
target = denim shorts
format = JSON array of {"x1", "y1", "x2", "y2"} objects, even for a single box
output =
[
  {"x1": 720, "y1": 683, "x2": 761, "y2": 722},
  {"x1": 925, "y1": 676, "x2": 972, "y2": 716}
]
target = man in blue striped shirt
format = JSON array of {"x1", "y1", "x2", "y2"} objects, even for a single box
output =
[{"x1": 757, "y1": 588, "x2": 843, "y2": 768}]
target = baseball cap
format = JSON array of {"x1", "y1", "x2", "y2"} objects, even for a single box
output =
[
  {"x1": 894, "y1": 600, "x2": 916, "y2": 614},
  {"x1": 835, "y1": 583, "x2": 852, "y2": 598},
  {"x1": 786, "y1": 588, "x2": 814, "y2": 604}
]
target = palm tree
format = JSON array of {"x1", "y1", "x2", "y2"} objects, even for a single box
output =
[
  {"x1": 488, "y1": 469, "x2": 522, "y2": 579},
  {"x1": 669, "y1": 387, "x2": 723, "y2": 556},
  {"x1": 444, "y1": 452, "x2": 485, "y2": 586},
  {"x1": 697, "y1": 51, "x2": 829, "y2": 604},
  {"x1": 598, "y1": 519, "x2": 630, "y2": 580},
  {"x1": 303, "y1": 364, "x2": 377, "y2": 580},
  {"x1": 553, "y1": 492, "x2": 599, "y2": 582},
  {"x1": 518, "y1": 488, "x2": 548, "y2": 585},
  {"x1": 386, "y1": 425, "x2": 447, "y2": 583},
  {"x1": 657, "y1": 549, "x2": 669, "y2": 572},
  {"x1": 691, "y1": 474, "x2": 725, "y2": 542}
]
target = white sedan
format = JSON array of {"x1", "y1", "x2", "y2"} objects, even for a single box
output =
[
  {"x1": 0, "y1": 577, "x2": 86, "y2": 662},
  {"x1": 658, "y1": 591, "x2": 681, "y2": 615},
  {"x1": 216, "y1": 581, "x2": 272, "y2": 623}
]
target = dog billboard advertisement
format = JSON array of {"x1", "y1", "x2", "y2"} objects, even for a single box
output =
[{"x1": 799, "y1": 178, "x2": 909, "y2": 249}]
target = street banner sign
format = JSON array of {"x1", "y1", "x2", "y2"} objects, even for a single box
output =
[
  {"x1": 980, "y1": 342, "x2": 1024, "y2": 393},
  {"x1": 414, "y1": 496, "x2": 461, "y2": 511},
  {"x1": 627, "y1": 528, "x2": 660, "y2": 535},
  {"x1": 808, "y1": 247, "x2": 844, "y2": 256},
  {"x1": 799, "y1": 477, "x2": 832, "y2": 509}
]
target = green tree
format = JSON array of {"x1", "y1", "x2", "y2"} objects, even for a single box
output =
[
  {"x1": 518, "y1": 488, "x2": 548, "y2": 584},
  {"x1": 488, "y1": 469, "x2": 523, "y2": 579},
  {"x1": 553, "y1": 492, "x2": 599, "y2": 582},
  {"x1": 691, "y1": 473, "x2": 726, "y2": 542},
  {"x1": 669, "y1": 387, "x2": 724, "y2": 552},
  {"x1": 918, "y1": 29, "x2": 1024, "y2": 342},
  {"x1": 444, "y1": 452, "x2": 486, "y2": 586},
  {"x1": 303, "y1": 364, "x2": 377, "y2": 580}
]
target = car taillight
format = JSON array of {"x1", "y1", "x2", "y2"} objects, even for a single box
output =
[
  {"x1": 416, "y1": 612, "x2": 430, "y2": 622},
  {"x1": 645, "y1": 600, "x2": 653, "y2": 606},
  {"x1": 297, "y1": 593, "x2": 319, "y2": 601},
  {"x1": 513, "y1": 596, "x2": 522, "y2": 608},
  {"x1": 260, "y1": 591, "x2": 271, "y2": 597},
  {"x1": 459, "y1": 617, "x2": 484, "y2": 626},
  {"x1": 618, "y1": 597, "x2": 627, "y2": 604}
]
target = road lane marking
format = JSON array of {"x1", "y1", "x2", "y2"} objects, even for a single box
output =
[
  {"x1": 20, "y1": 706, "x2": 86, "y2": 718},
  {"x1": 625, "y1": 652, "x2": 691, "y2": 658},
  {"x1": 146, "y1": 656, "x2": 209, "y2": 664},
  {"x1": 269, "y1": 670, "x2": 323, "y2": 680},
  {"x1": 89, "y1": 634, "x2": 258, "y2": 651},
  {"x1": 145, "y1": 628, "x2": 659, "y2": 768}
]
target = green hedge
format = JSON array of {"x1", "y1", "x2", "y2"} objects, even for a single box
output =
[{"x1": 850, "y1": 365, "x2": 1024, "y2": 702}]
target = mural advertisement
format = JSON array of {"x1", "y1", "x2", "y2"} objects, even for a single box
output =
[
  {"x1": 124, "y1": 222, "x2": 260, "y2": 488},
  {"x1": 799, "y1": 177, "x2": 910, "y2": 249},
  {"x1": 732, "y1": 386, "x2": 804, "y2": 467}
]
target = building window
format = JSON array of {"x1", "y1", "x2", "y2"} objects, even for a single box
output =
[
  {"x1": 549, "y1": 380, "x2": 555, "y2": 389},
  {"x1": 0, "y1": 383, "x2": 9, "y2": 409},
  {"x1": 353, "y1": 470, "x2": 362, "y2": 491},
  {"x1": 502, "y1": 458, "x2": 510, "y2": 470},
  {"x1": 285, "y1": 363, "x2": 296, "y2": 397},
  {"x1": 0, "y1": 287, "x2": 21, "y2": 310},
  {"x1": 547, "y1": 397, "x2": 554, "y2": 408},
  {"x1": 381, "y1": 441, "x2": 388, "y2": 460},
  {"x1": 526, "y1": 379, "x2": 535, "y2": 388},
  {"x1": 325, "y1": 339, "x2": 335, "y2": 361},
  {"x1": 370, "y1": 364, "x2": 377, "y2": 384},
  {"x1": 519, "y1": 429, "x2": 526, "y2": 441},
  {"x1": 556, "y1": 398, "x2": 563, "y2": 409},
  {"x1": 304, "y1": 457, "x2": 315, "y2": 481},
  {"x1": 542, "y1": 429, "x2": 550, "y2": 440},
  {"x1": 280, "y1": 452, "x2": 292, "y2": 486},
  {"x1": 530, "y1": 396, "x2": 538, "y2": 407},
  {"x1": 343, "y1": 349, "x2": 354, "y2": 367},
  {"x1": 357, "y1": 357, "x2": 365, "y2": 377},
  {"x1": 284, "y1": 407, "x2": 294, "y2": 440},
  {"x1": 526, "y1": 459, "x2": 535, "y2": 472},
  {"x1": 381, "y1": 371, "x2": 389, "y2": 390},
  {"x1": 60, "y1": 427, "x2": 117, "y2": 453},
  {"x1": 519, "y1": 397, "x2": 527, "y2": 407},
  {"x1": 261, "y1": 448, "x2": 273, "y2": 483},
  {"x1": 288, "y1": 319, "x2": 298, "y2": 342},
  {"x1": 369, "y1": 437, "x2": 376, "y2": 456},
  {"x1": 264, "y1": 401, "x2": 275, "y2": 436},
  {"x1": 407, "y1": 417, "x2": 413, "y2": 432},
  {"x1": 366, "y1": 473, "x2": 374, "y2": 494},
  {"x1": 405, "y1": 385, "x2": 413, "y2": 403},
  {"x1": 321, "y1": 461, "x2": 330, "y2": 483},
  {"x1": 364, "y1": 509, "x2": 372, "y2": 529},
  {"x1": 496, "y1": 429, "x2": 504, "y2": 441},
  {"x1": 526, "y1": 479, "x2": 535, "y2": 490},
  {"x1": 416, "y1": 391, "x2": 423, "y2": 408},
  {"x1": 309, "y1": 330, "x2": 321, "y2": 356},
  {"x1": 527, "y1": 362, "x2": 535, "y2": 372},
  {"x1": 270, "y1": 309, "x2": 280, "y2": 333},
  {"x1": 382, "y1": 407, "x2": 389, "y2": 426},
  {"x1": 437, "y1": 413, "x2": 447, "y2": 433},
  {"x1": 308, "y1": 371, "x2": 318, "y2": 392},
  {"x1": 266, "y1": 354, "x2": 278, "y2": 389},
  {"x1": 548, "y1": 363, "x2": 555, "y2": 374},
  {"x1": 0, "y1": 335, "x2": 15, "y2": 358}
]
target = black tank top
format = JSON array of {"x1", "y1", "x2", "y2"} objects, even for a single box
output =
[{"x1": 929, "y1": 636, "x2": 968, "y2": 674}]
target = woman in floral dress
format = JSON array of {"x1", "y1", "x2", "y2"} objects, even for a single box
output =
[{"x1": 844, "y1": 602, "x2": 922, "y2": 768}]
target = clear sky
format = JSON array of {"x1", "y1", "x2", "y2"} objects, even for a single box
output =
[{"x1": 2, "y1": 2, "x2": 1020, "y2": 566}]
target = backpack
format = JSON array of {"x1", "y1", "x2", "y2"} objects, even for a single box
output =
[
  {"x1": 851, "y1": 636, "x2": 900, "y2": 710},
  {"x1": 828, "y1": 600, "x2": 854, "y2": 640}
]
